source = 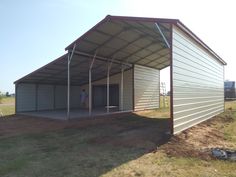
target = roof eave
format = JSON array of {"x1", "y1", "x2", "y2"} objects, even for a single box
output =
[{"x1": 14, "y1": 54, "x2": 67, "y2": 84}]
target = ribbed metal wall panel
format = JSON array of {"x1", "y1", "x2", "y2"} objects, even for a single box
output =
[
  {"x1": 134, "y1": 64, "x2": 160, "y2": 111},
  {"x1": 16, "y1": 83, "x2": 36, "y2": 112},
  {"x1": 123, "y1": 69, "x2": 133, "y2": 110},
  {"x1": 172, "y1": 26, "x2": 224, "y2": 134},
  {"x1": 37, "y1": 85, "x2": 54, "y2": 110},
  {"x1": 80, "y1": 69, "x2": 133, "y2": 110},
  {"x1": 55, "y1": 85, "x2": 67, "y2": 109}
]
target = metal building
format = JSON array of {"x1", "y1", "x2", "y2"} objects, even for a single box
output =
[{"x1": 14, "y1": 15, "x2": 226, "y2": 134}]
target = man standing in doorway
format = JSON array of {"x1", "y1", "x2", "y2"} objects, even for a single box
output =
[{"x1": 80, "y1": 89, "x2": 88, "y2": 108}]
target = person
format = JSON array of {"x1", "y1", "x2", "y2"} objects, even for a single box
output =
[{"x1": 80, "y1": 89, "x2": 87, "y2": 108}]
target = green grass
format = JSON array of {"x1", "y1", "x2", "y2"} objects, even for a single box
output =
[{"x1": 0, "y1": 102, "x2": 236, "y2": 177}]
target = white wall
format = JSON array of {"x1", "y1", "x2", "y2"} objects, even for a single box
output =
[
  {"x1": 134, "y1": 64, "x2": 160, "y2": 111},
  {"x1": 16, "y1": 83, "x2": 36, "y2": 112},
  {"x1": 172, "y1": 25, "x2": 224, "y2": 134},
  {"x1": 37, "y1": 85, "x2": 54, "y2": 110},
  {"x1": 16, "y1": 84, "x2": 80, "y2": 112}
]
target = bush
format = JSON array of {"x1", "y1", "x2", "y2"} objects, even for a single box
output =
[{"x1": 0, "y1": 92, "x2": 2, "y2": 103}]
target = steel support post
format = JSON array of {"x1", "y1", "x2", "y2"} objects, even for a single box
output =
[
  {"x1": 67, "y1": 54, "x2": 71, "y2": 120},
  {"x1": 107, "y1": 58, "x2": 113, "y2": 113},
  {"x1": 67, "y1": 43, "x2": 76, "y2": 120},
  {"x1": 120, "y1": 66, "x2": 124, "y2": 111},
  {"x1": 89, "y1": 52, "x2": 97, "y2": 116},
  {"x1": 89, "y1": 70, "x2": 92, "y2": 116},
  {"x1": 107, "y1": 65, "x2": 110, "y2": 113}
]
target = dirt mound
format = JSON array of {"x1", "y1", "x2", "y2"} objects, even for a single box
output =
[{"x1": 160, "y1": 113, "x2": 235, "y2": 160}]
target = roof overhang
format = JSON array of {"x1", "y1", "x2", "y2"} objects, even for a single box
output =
[
  {"x1": 15, "y1": 15, "x2": 226, "y2": 85},
  {"x1": 66, "y1": 15, "x2": 226, "y2": 66}
]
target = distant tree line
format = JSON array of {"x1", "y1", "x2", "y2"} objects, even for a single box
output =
[{"x1": 0, "y1": 91, "x2": 11, "y2": 103}]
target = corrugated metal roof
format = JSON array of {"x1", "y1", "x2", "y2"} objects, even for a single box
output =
[
  {"x1": 66, "y1": 15, "x2": 226, "y2": 65},
  {"x1": 15, "y1": 15, "x2": 226, "y2": 85},
  {"x1": 14, "y1": 53, "x2": 131, "y2": 85}
]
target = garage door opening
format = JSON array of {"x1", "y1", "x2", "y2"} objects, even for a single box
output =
[{"x1": 93, "y1": 84, "x2": 119, "y2": 109}]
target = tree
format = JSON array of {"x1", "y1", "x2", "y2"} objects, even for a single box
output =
[
  {"x1": 0, "y1": 91, "x2": 2, "y2": 103},
  {"x1": 6, "y1": 92, "x2": 10, "y2": 97}
]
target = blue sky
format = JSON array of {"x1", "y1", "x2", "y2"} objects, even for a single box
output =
[{"x1": 1, "y1": 0, "x2": 235, "y2": 93}]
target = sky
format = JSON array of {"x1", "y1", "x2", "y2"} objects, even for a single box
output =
[{"x1": 1, "y1": 0, "x2": 235, "y2": 93}]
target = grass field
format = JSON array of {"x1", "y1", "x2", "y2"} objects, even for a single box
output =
[
  {"x1": 0, "y1": 101, "x2": 235, "y2": 176},
  {"x1": 0, "y1": 97, "x2": 15, "y2": 116}
]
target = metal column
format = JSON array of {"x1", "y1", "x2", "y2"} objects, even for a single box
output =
[
  {"x1": 120, "y1": 66, "x2": 124, "y2": 111},
  {"x1": 107, "y1": 65, "x2": 110, "y2": 113},
  {"x1": 35, "y1": 84, "x2": 38, "y2": 111},
  {"x1": 107, "y1": 59, "x2": 113, "y2": 113},
  {"x1": 67, "y1": 44, "x2": 76, "y2": 120},
  {"x1": 89, "y1": 52, "x2": 97, "y2": 116}
]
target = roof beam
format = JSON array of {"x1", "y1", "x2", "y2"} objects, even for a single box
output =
[
  {"x1": 155, "y1": 23, "x2": 170, "y2": 48},
  {"x1": 73, "y1": 50, "x2": 132, "y2": 67},
  {"x1": 136, "y1": 21, "x2": 170, "y2": 34}
]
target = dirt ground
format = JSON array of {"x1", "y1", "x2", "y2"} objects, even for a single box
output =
[
  {"x1": 0, "y1": 110, "x2": 235, "y2": 161},
  {"x1": 159, "y1": 111, "x2": 236, "y2": 160},
  {"x1": 0, "y1": 113, "x2": 132, "y2": 137}
]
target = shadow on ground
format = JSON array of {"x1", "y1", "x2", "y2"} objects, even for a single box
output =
[{"x1": 0, "y1": 112, "x2": 171, "y2": 177}]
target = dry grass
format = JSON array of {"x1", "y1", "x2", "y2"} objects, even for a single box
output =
[
  {"x1": 0, "y1": 97, "x2": 15, "y2": 104},
  {"x1": 0, "y1": 102, "x2": 236, "y2": 177},
  {"x1": 0, "y1": 97, "x2": 15, "y2": 116}
]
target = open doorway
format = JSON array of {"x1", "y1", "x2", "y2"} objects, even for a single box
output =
[
  {"x1": 160, "y1": 66, "x2": 170, "y2": 114},
  {"x1": 92, "y1": 84, "x2": 119, "y2": 108}
]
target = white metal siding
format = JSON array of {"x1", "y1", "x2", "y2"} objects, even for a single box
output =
[
  {"x1": 80, "y1": 69, "x2": 133, "y2": 110},
  {"x1": 55, "y1": 85, "x2": 67, "y2": 109},
  {"x1": 16, "y1": 83, "x2": 36, "y2": 112},
  {"x1": 172, "y1": 26, "x2": 224, "y2": 134},
  {"x1": 134, "y1": 65, "x2": 160, "y2": 111},
  {"x1": 37, "y1": 85, "x2": 54, "y2": 110},
  {"x1": 123, "y1": 69, "x2": 133, "y2": 110}
]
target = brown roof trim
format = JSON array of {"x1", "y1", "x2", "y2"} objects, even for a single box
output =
[
  {"x1": 175, "y1": 21, "x2": 226, "y2": 65},
  {"x1": 14, "y1": 54, "x2": 67, "y2": 84},
  {"x1": 107, "y1": 15, "x2": 179, "y2": 23}
]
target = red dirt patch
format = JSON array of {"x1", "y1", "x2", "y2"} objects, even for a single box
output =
[
  {"x1": 160, "y1": 112, "x2": 235, "y2": 160},
  {"x1": 0, "y1": 113, "x2": 130, "y2": 137}
]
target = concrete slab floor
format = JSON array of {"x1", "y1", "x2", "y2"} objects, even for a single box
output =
[{"x1": 18, "y1": 108, "x2": 125, "y2": 120}]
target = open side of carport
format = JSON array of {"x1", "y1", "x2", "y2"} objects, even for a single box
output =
[{"x1": 14, "y1": 15, "x2": 226, "y2": 134}]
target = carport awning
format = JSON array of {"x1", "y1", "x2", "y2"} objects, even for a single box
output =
[
  {"x1": 66, "y1": 15, "x2": 174, "y2": 70},
  {"x1": 14, "y1": 53, "x2": 132, "y2": 85},
  {"x1": 15, "y1": 16, "x2": 174, "y2": 85},
  {"x1": 15, "y1": 15, "x2": 226, "y2": 86}
]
